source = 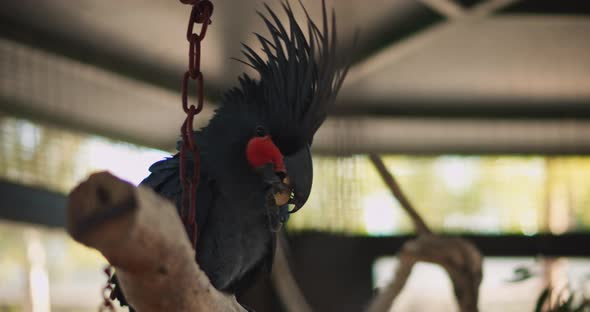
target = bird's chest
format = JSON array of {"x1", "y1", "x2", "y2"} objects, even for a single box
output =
[{"x1": 196, "y1": 185, "x2": 274, "y2": 290}]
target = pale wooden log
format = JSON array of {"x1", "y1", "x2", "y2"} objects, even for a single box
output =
[{"x1": 66, "y1": 171, "x2": 245, "y2": 312}]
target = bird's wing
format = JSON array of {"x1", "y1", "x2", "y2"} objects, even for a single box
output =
[
  {"x1": 141, "y1": 156, "x2": 182, "y2": 199},
  {"x1": 140, "y1": 154, "x2": 213, "y2": 240},
  {"x1": 191, "y1": 180, "x2": 275, "y2": 293}
]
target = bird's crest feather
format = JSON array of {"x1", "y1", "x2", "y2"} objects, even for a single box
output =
[{"x1": 211, "y1": 0, "x2": 350, "y2": 155}]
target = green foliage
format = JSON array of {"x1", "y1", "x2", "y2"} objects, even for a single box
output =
[
  {"x1": 507, "y1": 265, "x2": 536, "y2": 283},
  {"x1": 508, "y1": 263, "x2": 590, "y2": 312},
  {"x1": 533, "y1": 285, "x2": 590, "y2": 312}
]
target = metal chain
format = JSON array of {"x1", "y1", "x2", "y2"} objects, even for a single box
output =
[
  {"x1": 96, "y1": 3, "x2": 213, "y2": 311},
  {"x1": 99, "y1": 265, "x2": 115, "y2": 312},
  {"x1": 179, "y1": 0, "x2": 213, "y2": 250}
]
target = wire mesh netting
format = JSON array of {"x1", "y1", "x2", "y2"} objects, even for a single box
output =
[{"x1": 2, "y1": 115, "x2": 590, "y2": 236}]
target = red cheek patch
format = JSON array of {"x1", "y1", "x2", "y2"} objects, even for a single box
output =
[{"x1": 246, "y1": 135, "x2": 286, "y2": 173}]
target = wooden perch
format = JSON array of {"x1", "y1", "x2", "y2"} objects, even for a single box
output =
[
  {"x1": 66, "y1": 171, "x2": 245, "y2": 312},
  {"x1": 65, "y1": 160, "x2": 482, "y2": 311},
  {"x1": 367, "y1": 155, "x2": 483, "y2": 312}
]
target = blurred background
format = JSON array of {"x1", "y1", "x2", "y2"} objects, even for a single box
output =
[{"x1": 1, "y1": 0, "x2": 590, "y2": 311}]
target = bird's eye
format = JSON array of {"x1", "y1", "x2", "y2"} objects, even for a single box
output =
[{"x1": 255, "y1": 125, "x2": 266, "y2": 137}]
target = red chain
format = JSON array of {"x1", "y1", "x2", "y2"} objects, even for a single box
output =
[
  {"x1": 99, "y1": 266, "x2": 114, "y2": 312},
  {"x1": 179, "y1": 0, "x2": 213, "y2": 250},
  {"x1": 95, "y1": 4, "x2": 212, "y2": 311}
]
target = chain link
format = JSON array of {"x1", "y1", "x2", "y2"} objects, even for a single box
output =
[
  {"x1": 99, "y1": 266, "x2": 115, "y2": 312},
  {"x1": 95, "y1": 3, "x2": 212, "y2": 311},
  {"x1": 180, "y1": 0, "x2": 213, "y2": 250}
]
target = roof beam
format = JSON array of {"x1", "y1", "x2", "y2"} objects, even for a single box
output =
[
  {"x1": 345, "y1": 0, "x2": 521, "y2": 84},
  {"x1": 0, "y1": 179, "x2": 66, "y2": 228},
  {"x1": 0, "y1": 39, "x2": 214, "y2": 151},
  {"x1": 0, "y1": 17, "x2": 225, "y2": 103},
  {"x1": 419, "y1": 0, "x2": 466, "y2": 19},
  {"x1": 314, "y1": 117, "x2": 590, "y2": 155}
]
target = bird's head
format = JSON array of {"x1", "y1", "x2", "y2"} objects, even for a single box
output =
[
  {"x1": 245, "y1": 125, "x2": 312, "y2": 214},
  {"x1": 203, "y1": 0, "x2": 350, "y2": 216}
]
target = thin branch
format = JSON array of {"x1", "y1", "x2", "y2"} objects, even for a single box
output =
[
  {"x1": 368, "y1": 154, "x2": 431, "y2": 235},
  {"x1": 365, "y1": 254, "x2": 416, "y2": 312},
  {"x1": 366, "y1": 155, "x2": 483, "y2": 312}
]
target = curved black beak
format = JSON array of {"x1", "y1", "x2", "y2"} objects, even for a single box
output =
[{"x1": 283, "y1": 145, "x2": 313, "y2": 213}]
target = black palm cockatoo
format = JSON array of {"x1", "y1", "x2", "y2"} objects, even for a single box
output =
[{"x1": 111, "y1": 0, "x2": 349, "y2": 309}]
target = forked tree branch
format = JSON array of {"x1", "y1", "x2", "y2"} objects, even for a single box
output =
[{"x1": 367, "y1": 154, "x2": 483, "y2": 312}]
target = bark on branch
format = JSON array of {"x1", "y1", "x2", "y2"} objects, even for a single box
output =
[{"x1": 66, "y1": 171, "x2": 245, "y2": 312}]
